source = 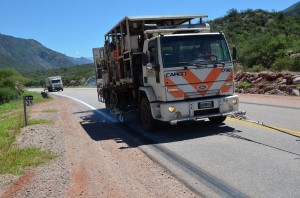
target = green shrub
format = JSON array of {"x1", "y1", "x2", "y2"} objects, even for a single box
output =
[
  {"x1": 291, "y1": 56, "x2": 300, "y2": 71},
  {"x1": 271, "y1": 56, "x2": 300, "y2": 71},
  {"x1": 210, "y1": 9, "x2": 300, "y2": 72},
  {"x1": 249, "y1": 64, "x2": 265, "y2": 72},
  {"x1": 270, "y1": 57, "x2": 293, "y2": 71},
  {"x1": 0, "y1": 68, "x2": 26, "y2": 103},
  {"x1": 0, "y1": 88, "x2": 18, "y2": 104},
  {"x1": 237, "y1": 81, "x2": 252, "y2": 89}
]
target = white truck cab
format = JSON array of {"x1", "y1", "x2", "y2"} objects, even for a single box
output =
[
  {"x1": 45, "y1": 76, "x2": 63, "y2": 92},
  {"x1": 93, "y1": 15, "x2": 239, "y2": 131}
]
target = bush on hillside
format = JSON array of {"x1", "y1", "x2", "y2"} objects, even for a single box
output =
[
  {"x1": 210, "y1": 9, "x2": 300, "y2": 71},
  {"x1": 0, "y1": 68, "x2": 26, "y2": 103},
  {"x1": 0, "y1": 88, "x2": 18, "y2": 104}
]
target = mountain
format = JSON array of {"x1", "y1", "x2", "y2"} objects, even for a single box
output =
[
  {"x1": 282, "y1": 1, "x2": 300, "y2": 16},
  {"x1": 68, "y1": 57, "x2": 93, "y2": 65},
  {"x1": 0, "y1": 33, "x2": 92, "y2": 73}
]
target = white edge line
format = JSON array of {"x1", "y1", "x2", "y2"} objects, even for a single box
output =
[{"x1": 52, "y1": 92, "x2": 117, "y2": 122}]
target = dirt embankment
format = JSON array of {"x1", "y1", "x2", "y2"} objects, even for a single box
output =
[
  {"x1": 235, "y1": 71, "x2": 300, "y2": 96},
  {"x1": 0, "y1": 96, "x2": 200, "y2": 198}
]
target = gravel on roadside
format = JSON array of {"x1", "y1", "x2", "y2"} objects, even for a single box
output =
[{"x1": 0, "y1": 95, "x2": 200, "y2": 198}]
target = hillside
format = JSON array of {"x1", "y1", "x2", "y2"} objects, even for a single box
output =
[
  {"x1": 0, "y1": 34, "x2": 92, "y2": 73},
  {"x1": 23, "y1": 63, "x2": 95, "y2": 87},
  {"x1": 209, "y1": 8, "x2": 300, "y2": 72},
  {"x1": 283, "y1": 1, "x2": 300, "y2": 16}
]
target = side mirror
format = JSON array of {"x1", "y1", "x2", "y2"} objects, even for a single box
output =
[{"x1": 232, "y1": 46, "x2": 237, "y2": 61}]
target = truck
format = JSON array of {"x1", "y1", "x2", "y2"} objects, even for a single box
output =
[
  {"x1": 93, "y1": 14, "x2": 239, "y2": 131},
  {"x1": 45, "y1": 76, "x2": 63, "y2": 92}
]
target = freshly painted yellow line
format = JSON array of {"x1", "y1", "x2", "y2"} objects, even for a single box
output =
[
  {"x1": 267, "y1": 125, "x2": 300, "y2": 137},
  {"x1": 227, "y1": 117, "x2": 300, "y2": 137}
]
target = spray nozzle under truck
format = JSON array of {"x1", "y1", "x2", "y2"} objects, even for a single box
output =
[{"x1": 93, "y1": 14, "x2": 240, "y2": 131}]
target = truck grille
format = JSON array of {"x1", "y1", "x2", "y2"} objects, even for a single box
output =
[{"x1": 185, "y1": 89, "x2": 219, "y2": 99}]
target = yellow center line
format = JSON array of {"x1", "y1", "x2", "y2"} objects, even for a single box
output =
[{"x1": 227, "y1": 117, "x2": 300, "y2": 138}]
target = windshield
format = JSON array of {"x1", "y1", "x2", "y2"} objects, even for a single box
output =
[
  {"x1": 51, "y1": 80, "x2": 61, "y2": 83},
  {"x1": 160, "y1": 34, "x2": 231, "y2": 68}
]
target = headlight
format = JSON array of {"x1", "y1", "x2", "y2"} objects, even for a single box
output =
[
  {"x1": 168, "y1": 106, "x2": 176, "y2": 113},
  {"x1": 232, "y1": 98, "x2": 237, "y2": 105}
]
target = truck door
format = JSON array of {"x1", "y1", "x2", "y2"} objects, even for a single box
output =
[{"x1": 143, "y1": 38, "x2": 160, "y2": 86}]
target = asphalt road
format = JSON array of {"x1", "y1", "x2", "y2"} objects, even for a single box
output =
[{"x1": 32, "y1": 88, "x2": 300, "y2": 197}]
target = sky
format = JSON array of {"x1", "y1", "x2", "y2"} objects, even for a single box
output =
[{"x1": 0, "y1": 0, "x2": 299, "y2": 58}]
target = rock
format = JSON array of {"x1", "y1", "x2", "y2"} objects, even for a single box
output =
[
  {"x1": 293, "y1": 77, "x2": 300, "y2": 84},
  {"x1": 290, "y1": 89, "x2": 300, "y2": 96},
  {"x1": 292, "y1": 75, "x2": 300, "y2": 79},
  {"x1": 274, "y1": 89, "x2": 285, "y2": 95},
  {"x1": 266, "y1": 73, "x2": 281, "y2": 81},
  {"x1": 85, "y1": 76, "x2": 96, "y2": 86},
  {"x1": 234, "y1": 71, "x2": 300, "y2": 96},
  {"x1": 258, "y1": 89, "x2": 264, "y2": 94},
  {"x1": 248, "y1": 87, "x2": 259, "y2": 94},
  {"x1": 264, "y1": 86, "x2": 275, "y2": 92},
  {"x1": 235, "y1": 72, "x2": 246, "y2": 82},
  {"x1": 265, "y1": 89, "x2": 284, "y2": 95},
  {"x1": 286, "y1": 76, "x2": 294, "y2": 85},
  {"x1": 278, "y1": 79, "x2": 287, "y2": 85},
  {"x1": 41, "y1": 91, "x2": 49, "y2": 98},
  {"x1": 254, "y1": 77, "x2": 263, "y2": 83}
]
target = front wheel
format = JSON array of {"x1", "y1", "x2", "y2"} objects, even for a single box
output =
[
  {"x1": 209, "y1": 116, "x2": 227, "y2": 124},
  {"x1": 139, "y1": 97, "x2": 156, "y2": 131}
]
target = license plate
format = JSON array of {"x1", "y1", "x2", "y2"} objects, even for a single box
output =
[{"x1": 198, "y1": 101, "x2": 214, "y2": 109}]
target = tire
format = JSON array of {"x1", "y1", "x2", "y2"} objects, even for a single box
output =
[
  {"x1": 139, "y1": 97, "x2": 156, "y2": 131},
  {"x1": 103, "y1": 91, "x2": 111, "y2": 109},
  {"x1": 104, "y1": 101, "x2": 110, "y2": 109},
  {"x1": 209, "y1": 116, "x2": 227, "y2": 124}
]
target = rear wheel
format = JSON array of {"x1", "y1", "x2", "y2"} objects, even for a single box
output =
[
  {"x1": 140, "y1": 97, "x2": 156, "y2": 131},
  {"x1": 103, "y1": 91, "x2": 111, "y2": 109},
  {"x1": 209, "y1": 116, "x2": 227, "y2": 124}
]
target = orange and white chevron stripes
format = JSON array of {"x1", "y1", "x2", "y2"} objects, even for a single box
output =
[{"x1": 164, "y1": 67, "x2": 233, "y2": 100}]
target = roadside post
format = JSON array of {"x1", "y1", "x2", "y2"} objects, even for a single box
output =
[{"x1": 23, "y1": 95, "x2": 33, "y2": 126}]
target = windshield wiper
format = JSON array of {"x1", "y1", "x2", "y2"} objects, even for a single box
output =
[
  {"x1": 212, "y1": 61, "x2": 225, "y2": 67},
  {"x1": 186, "y1": 62, "x2": 209, "y2": 68},
  {"x1": 178, "y1": 62, "x2": 189, "y2": 66}
]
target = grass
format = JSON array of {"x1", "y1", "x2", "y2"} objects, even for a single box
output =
[
  {"x1": 0, "y1": 91, "x2": 52, "y2": 114},
  {"x1": 28, "y1": 119, "x2": 52, "y2": 125},
  {"x1": 0, "y1": 148, "x2": 57, "y2": 175},
  {"x1": 237, "y1": 81, "x2": 252, "y2": 89},
  {"x1": 0, "y1": 91, "x2": 57, "y2": 175},
  {"x1": 0, "y1": 115, "x2": 22, "y2": 152},
  {"x1": 42, "y1": 109, "x2": 58, "y2": 113},
  {"x1": 0, "y1": 100, "x2": 23, "y2": 115}
]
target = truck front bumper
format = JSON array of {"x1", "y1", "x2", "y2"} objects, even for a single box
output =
[{"x1": 151, "y1": 95, "x2": 239, "y2": 124}]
